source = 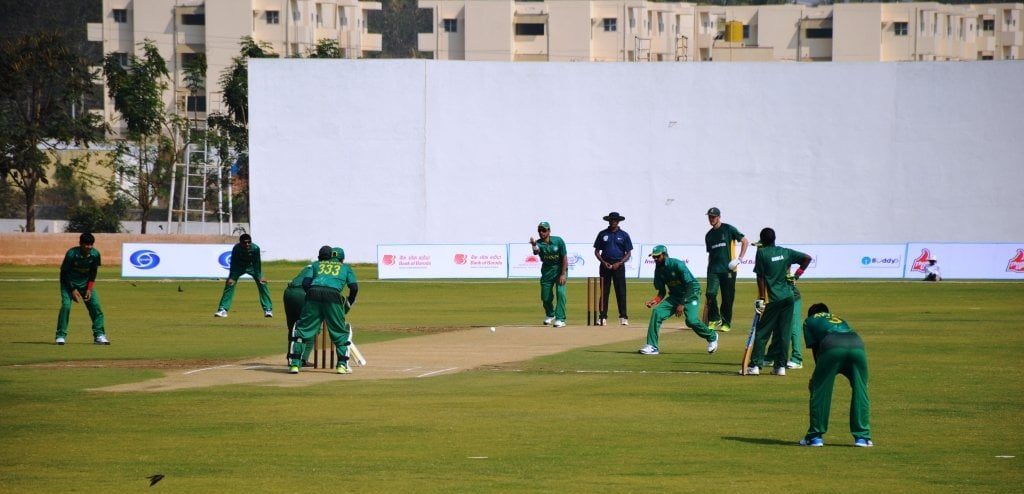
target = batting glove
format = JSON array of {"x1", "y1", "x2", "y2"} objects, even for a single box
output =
[
  {"x1": 728, "y1": 259, "x2": 741, "y2": 270},
  {"x1": 754, "y1": 299, "x2": 766, "y2": 314}
]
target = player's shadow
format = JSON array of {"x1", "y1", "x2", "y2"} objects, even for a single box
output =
[{"x1": 722, "y1": 436, "x2": 796, "y2": 446}]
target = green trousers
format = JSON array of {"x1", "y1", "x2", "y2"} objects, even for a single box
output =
[
  {"x1": 646, "y1": 285, "x2": 717, "y2": 349},
  {"x1": 788, "y1": 297, "x2": 803, "y2": 365},
  {"x1": 539, "y1": 268, "x2": 566, "y2": 321},
  {"x1": 751, "y1": 296, "x2": 794, "y2": 369},
  {"x1": 705, "y1": 270, "x2": 737, "y2": 326},
  {"x1": 217, "y1": 270, "x2": 272, "y2": 312},
  {"x1": 55, "y1": 284, "x2": 105, "y2": 338},
  {"x1": 283, "y1": 286, "x2": 306, "y2": 365},
  {"x1": 806, "y1": 346, "x2": 870, "y2": 441},
  {"x1": 288, "y1": 298, "x2": 350, "y2": 368}
]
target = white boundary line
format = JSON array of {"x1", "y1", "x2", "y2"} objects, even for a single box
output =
[
  {"x1": 183, "y1": 364, "x2": 235, "y2": 375},
  {"x1": 417, "y1": 367, "x2": 458, "y2": 378}
]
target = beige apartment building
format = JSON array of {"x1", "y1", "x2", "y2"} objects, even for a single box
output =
[
  {"x1": 417, "y1": 0, "x2": 1023, "y2": 62},
  {"x1": 87, "y1": 0, "x2": 382, "y2": 132}
]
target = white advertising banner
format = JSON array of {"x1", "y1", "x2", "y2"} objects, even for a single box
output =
[
  {"x1": 121, "y1": 243, "x2": 236, "y2": 278},
  {"x1": 507, "y1": 243, "x2": 642, "y2": 278},
  {"x1": 638, "y1": 244, "x2": 709, "y2": 279},
  {"x1": 904, "y1": 243, "x2": 1024, "y2": 280},
  {"x1": 377, "y1": 244, "x2": 507, "y2": 279},
  {"x1": 773, "y1": 244, "x2": 905, "y2": 279}
]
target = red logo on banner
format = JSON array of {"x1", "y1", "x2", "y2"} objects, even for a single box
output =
[
  {"x1": 1008, "y1": 249, "x2": 1024, "y2": 273},
  {"x1": 910, "y1": 248, "x2": 931, "y2": 273},
  {"x1": 524, "y1": 255, "x2": 540, "y2": 264},
  {"x1": 454, "y1": 253, "x2": 468, "y2": 265},
  {"x1": 382, "y1": 255, "x2": 395, "y2": 266}
]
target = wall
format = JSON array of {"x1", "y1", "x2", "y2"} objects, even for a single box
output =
[
  {"x1": 0, "y1": 233, "x2": 235, "y2": 265},
  {"x1": 249, "y1": 59, "x2": 1024, "y2": 262}
]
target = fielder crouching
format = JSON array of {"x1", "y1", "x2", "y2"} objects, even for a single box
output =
[{"x1": 288, "y1": 246, "x2": 358, "y2": 374}]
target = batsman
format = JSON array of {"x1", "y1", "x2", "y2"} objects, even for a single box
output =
[{"x1": 288, "y1": 246, "x2": 358, "y2": 374}]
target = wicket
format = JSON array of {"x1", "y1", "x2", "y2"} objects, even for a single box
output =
[
  {"x1": 312, "y1": 321, "x2": 336, "y2": 369},
  {"x1": 586, "y1": 277, "x2": 605, "y2": 326}
]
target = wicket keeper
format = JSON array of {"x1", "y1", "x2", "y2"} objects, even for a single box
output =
[
  {"x1": 704, "y1": 207, "x2": 749, "y2": 332},
  {"x1": 283, "y1": 256, "x2": 318, "y2": 366},
  {"x1": 639, "y1": 245, "x2": 718, "y2": 356},
  {"x1": 799, "y1": 303, "x2": 873, "y2": 448},
  {"x1": 749, "y1": 228, "x2": 811, "y2": 376},
  {"x1": 289, "y1": 247, "x2": 358, "y2": 374},
  {"x1": 214, "y1": 233, "x2": 273, "y2": 318},
  {"x1": 531, "y1": 222, "x2": 567, "y2": 327},
  {"x1": 55, "y1": 232, "x2": 109, "y2": 345}
]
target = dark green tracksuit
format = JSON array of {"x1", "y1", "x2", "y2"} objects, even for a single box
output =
[
  {"x1": 803, "y1": 312, "x2": 871, "y2": 442},
  {"x1": 752, "y1": 245, "x2": 809, "y2": 369},
  {"x1": 705, "y1": 223, "x2": 744, "y2": 327},
  {"x1": 646, "y1": 257, "x2": 717, "y2": 350},
  {"x1": 535, "y1": 236, "x2": 567, "y2": 322},
  {"x1": 217, "y1": 242, "x2": 272, "y2": 312},
  {"x1": 55, "y1": 246, "x2": 106, "y2": 339},
  {"x1": 284, "y1": 265, "x2": 313, "y2": 364},
  {"x1": 289, "y1": 259, "x2": 358, "y2": 368}
]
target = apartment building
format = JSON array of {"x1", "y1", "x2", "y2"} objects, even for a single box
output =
[
  {"x1": 418, "y1": 0, "x2": 1023, "y2": 62},
  {"x1": 87, "y1": 0, "x2": 382, "y2": 133}
]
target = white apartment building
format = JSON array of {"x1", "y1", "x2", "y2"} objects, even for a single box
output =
[
  {"x1": 418, "y1": 1, "x2": 1023, "y2": 62},
  {"x1": 87, "y1": 0, "x2": 382, "y2": 132}
]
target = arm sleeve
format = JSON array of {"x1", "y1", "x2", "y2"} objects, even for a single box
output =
[
  {"x1": 59, "y1": 253, "x2": 71, "y2": 288},
  {"x1": 252, "y1": 246, "x2": 263, "y2": 278},
  {"x1": 346, "y1": 283, "x2": 358, "y2": 306},
  {"x1": 88, "y1": 263, "x2": 98, "y2": 283}
]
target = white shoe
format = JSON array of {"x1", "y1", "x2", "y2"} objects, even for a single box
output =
[
  {"x1": 598, "y1": 318, "x2": 607, "y2": 326},
  {"x1": 553, "y1": 320, "x2": 566, "y2": 328},
  {"x1": 264, "y1": 310, "x2": 273, "y2": 318},
  {"x1": 543, "y1": 317, "x2": 554, "y2": 325},
  {"x1": 94, "y1": 335, "x2": 110, "y2": 345},
  {"x1": 55, "y1": 337, "x2": 65, "y2": 345},
  {"x1": 214, "y1": 309, "x2": 228, "y2": 318},
  {"x1": 706, "y1": 338, "x2": 718, "y2": 354},
  {"x1": 772, "y1": 366, "x2": 786, "y2": 376},
  {"x1": 638, "y1": 345, "x2": 659, "y2": 355},
  {"x1": 744, "y1": 366, "x2": 760, "y2": 375},
  {"x1": 620, "y1": 318, "x2": 629, "y2": 326},
  {"x1": 787, "y1": 361, "x2": 803, "y2": 369}
]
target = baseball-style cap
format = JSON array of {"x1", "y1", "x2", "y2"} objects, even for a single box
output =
[
  {"x1": 649, "y1": 245, "x2": 667, "y2": 256},
  {"x1": 332, "y1": 247, "x2": 345, "y2": 261},
  {"x1": 706, "y1": 207, "x2": 721, "y2": 217},
  {"x1": 538, "y1": 221, "x2": 550, "y2": 230}
]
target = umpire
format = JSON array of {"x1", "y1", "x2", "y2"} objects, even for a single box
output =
[
  {"x1": 592, "y1": 212, "x2": 633, "y2": 326},
  {"x1": 799, "y1": 303, "x2": 873, "y2": 448}
]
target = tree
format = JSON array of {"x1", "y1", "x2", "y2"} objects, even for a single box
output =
[
  {"x1": 307, "y1": 39, "x2": 344, "y2": 58},
  {"x1": 102, "y1": 39, "x2": 186, "y2": 234},
  {"x1": 0, "y1": 30, "x2": 105, "y2": 232}
]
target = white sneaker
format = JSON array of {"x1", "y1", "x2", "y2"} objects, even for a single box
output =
[
  {"x1": 543, "y1": 317, "x2": 554, "y2": 325},
  {"x1": 638, "y1": 345, "x2": 659, "y2": 355},
  {"x1": 94, "y1": 335, "x2": 110, "y2": 345},
  {"x1": 264, "y1": 310, "x2": 273, "y2": 318},
  {"x1": 620, "y1": 318, "x2": 629, "y2": 326},
  {"x1": 787, "y1": 361, "x2": 803, "y2": 369},
  {"x1": 55, "y1": 337, "x2": 65, "y2": 345},
  {"x1": 772, "y1": 366, "x2": 786, "y2": 376},
  {"x1": 706, "y1": 338, "x2": 718, "y2": 354},
  {"x1": 744, "y1": 366, "x2": 760, "y2": 375},
  {"x1": 214, "y1": 309, "x2": 228, "y2": 318},
  {"x1": 553, "y1": 320, "x2": 566, "y2": 328},
  {"x1": 598, "y1": 318, "x2": 607, "y2": 326}
]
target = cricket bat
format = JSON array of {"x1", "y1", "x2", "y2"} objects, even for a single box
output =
[
  {"x1": 739, "y1": 311, "x2": 761, "y2": 375},
  {"x1": 346, "y1": 322, "x2": 367, "y2": 366}
]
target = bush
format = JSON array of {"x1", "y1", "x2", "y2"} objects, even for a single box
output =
[{"x1": 65, "y1": 197, "x2": 128, "y2": 233}]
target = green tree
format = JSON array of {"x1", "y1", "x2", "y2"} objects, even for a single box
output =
[
  {"x1": 102, "y1": 39, "x2": 186, "y2": 234},
  {"x1": 0, "y1": 30, "x2": 105, "y2": 232},
  {"x1": 307, "y1": 39, "x2": 344, "y2": 58}
]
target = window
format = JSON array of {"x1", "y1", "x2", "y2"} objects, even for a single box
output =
[
  {"x1": 981, "y1": 54, "x2": 994, "y2": 60},
  {"x1": 186, "y1": 96, "x2": 206, "y2": 112},
  {"x1": 181, "y1": 13, "x2": 205, "y2": 26},
  {"x1": 805, "y1": 28, "x2": 832, "y2": 39},
  {"x1": 112, "y1": 52, "x2": 129, "y2": 67},
  {"x1": 894, "y1": 22, "x2": 908, "y2": 36},
  {"x1": 982, "y1": 19, "x2": 995, "y2": 31},
  {"x1": 443, "y1": 18, "x2": 458, "y2": 33},
  {"x1": 603, "y1": 18, "x2": 617, "y2": 32},
  {"x1": 113, "y1": 9, "x2": 128, "y2": 23},
  {"x1": 743, "y1": 25, "x2": 750, "y2": 39},
  {"x1": 267, "y1": 10, "x2": 279, "y2": 24},
  {"x1": 515, "y1": 23, "x2": 545, "y2": 36}
]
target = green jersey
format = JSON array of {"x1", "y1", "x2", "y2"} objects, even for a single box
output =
[
  {"x1": 705, "y1": 223, "x2": 744, "y2": 274},
  {"x1": 536, "y1": 236, "x2": 567, "y2": 270},
  {"x1": 754, "y1": 245, "x2": 808, "y2": 302},
  {"x1": 309, "y1": 259, "x2": 357, "y2": 292},
  {"x1": 287, "y1": 265, "x2": 313, "y2": 289},
  {"x1": 653, "y1": 257, "x2": 697, "y2": 299},
  {"x1": 229, "y1": 242, "x2": 263, "y2": 278},
  {"x1": 803, "y1": 312, "x2": 863, "y2": 352},
  {"x1": 60, "y1": 247, "x2": 100, "y2": 287}
]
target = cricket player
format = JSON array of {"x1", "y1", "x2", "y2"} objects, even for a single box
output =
[
  {"x1": 704, "y1": 207, "x2": 749, "y2": 332},
  {"x1": 799, "y1": 303, "x2": 872, "y2": 448},
  {"x1": 593, "y1": 211, "x2": 633, "y2": 326},
  {"x1": 748, "y1": 228, "x2": 811, "y2": 376},
  {"x1": 289, "y1": 247, "x2": 358, "y2": 374},
  {"x1": 530, "y1": 221, "x2": 567, "y2": 327},
  {"x1": 214, "y1": 233, "x2": 273, "y2": 318},
  {"x1": 639, "y1": 245, "x2": 718, "y2": 355},
  {"x1": 55, "y1": 232, "x2": 109, "y2": 345},
  {"x1": 283, "y1": 253, "x2": 320, "y2": 366}
]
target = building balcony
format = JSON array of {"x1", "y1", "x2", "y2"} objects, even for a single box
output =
[
  {"x1": 998, "y1": 31, "x2": 1023, "y2": 46},
  {"x1": 418, "y1": 32, "x2": 436, "y2": 52},
  {"x1": 362, "y1": 33, "x2": 382, "y2": 52},
  {"x1": 977, "y1": 35, "x2": 996, "y2": 51}
]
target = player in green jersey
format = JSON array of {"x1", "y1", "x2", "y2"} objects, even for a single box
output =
[
  {"x1": 283, "y1": 252, "x2": 321, "y2": 367},
  {"x1": 530, "y1": 222, "x2": 567, "y2": 327},
  {"x1": 639, "y1": 245, "x2": 718, "y2": 355},
  {"x1": 749, "y1": 228, "x2": 811, "y2": 376},
  {"x1": 289, "y1": 246, "x2": 359, "y2": 374},
  {"x1": 214, "y1": 233, "x2": 273, "y2": 318},
  {"x1": 798, "y1": 303, "x2": 872, "y2": 448},
  {"x1": 704, "y1": 207, "x2": 749, "y2": 333},
  {"x1": 55, "y1": 232, "x2": 109, "y2": 345}
]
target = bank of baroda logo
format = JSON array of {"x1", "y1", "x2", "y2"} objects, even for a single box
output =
[{"x1": 1008, "y1": 249, "x2": 1024, "y2": 273}]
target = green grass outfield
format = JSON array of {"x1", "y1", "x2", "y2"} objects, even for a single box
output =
[{"x1": 1, "y1": 262, "x2": 1021, "y2": 493}]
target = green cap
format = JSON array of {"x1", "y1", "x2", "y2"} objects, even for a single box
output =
[
  {"x1": 331, "y1": 247, "x2": 345, "y2": 261},
  {"x1": 706, "y1": 207, "x2": 721, "y2": 216},
  {"x1": 538, "y1": 221, "x2": 550, "y2": 230},
  {"x1": 649, "y1": 245, "x2": 667, "y2": 256}
]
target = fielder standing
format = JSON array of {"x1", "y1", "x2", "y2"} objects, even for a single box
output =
[
  {"x1": 531, "y1": 222, "x2": 567, "y2": 327},
  {"x1": 639, "y1": 245, "x2": 718, "y2": 355},
  {"x1": 704, "y1": 207, "x2": 749, "y2": 333},
  {"x1": 54, "y1": 232, "x2": 109, "y2": 345},
  {"x1": 289, "y1": 247, "x2": 358, "y2": 374},
  {"x1": 748, "y1": 228, "x2": 811, "y2": 376},
  {"x1": 593, "y1": 211, "x2": 633, "y2": 326},
  {"x1": 799, "y1": 302, "x2": 872, "y2": 448},
  {"x1": 214, "y1": 233, "x2": 273, "y2": 318}
]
